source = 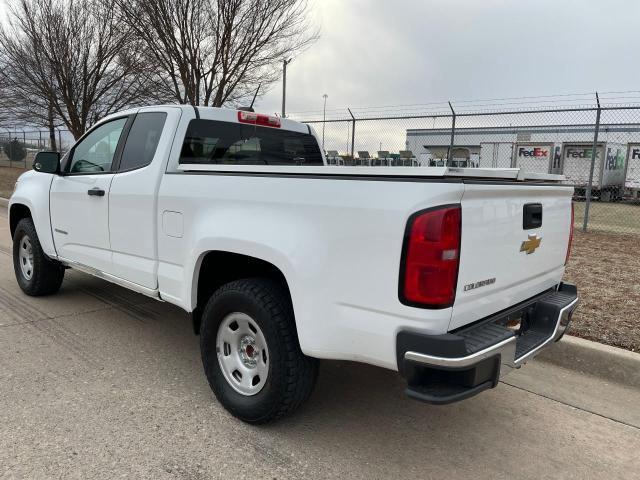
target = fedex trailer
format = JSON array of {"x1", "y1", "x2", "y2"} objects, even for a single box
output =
[
  {"x1": 561, "y1": 142, "x2": 627, "y2": 200},
  {"x1": 479, "y1": 142, "x2": 513, "y2": 168},
  {"x1": 513, "y1": 143, "x2": 553, "y2": 174},
  {"x1": 625, "y1": 144, "x2": 640, "y2": 198}
]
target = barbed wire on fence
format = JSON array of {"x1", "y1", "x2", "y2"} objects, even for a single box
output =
[{"x1": 287, "y1": 89, "x2": 640, "y2": 120}]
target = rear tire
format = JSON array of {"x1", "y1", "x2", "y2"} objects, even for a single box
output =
[
  {"x1": 200, "y1": 278, "x2": 318, "y2": 424},
  {"x1": 13, "y1": 218, "x2": 64, "y2": 296}
]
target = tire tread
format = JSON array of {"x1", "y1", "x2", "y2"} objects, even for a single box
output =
[
  {"x1": 13, "y1": 218, "x2": 64, "y2": 296},
  {"x1": 200, "y1": 278, "x2": 318, "y2": 423}
]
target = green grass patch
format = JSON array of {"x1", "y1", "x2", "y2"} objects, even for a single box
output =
[{"x1": 574, "y1": 201, "x2": 640, "y2": 235}]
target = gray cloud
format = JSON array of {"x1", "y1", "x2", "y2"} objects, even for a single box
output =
[
  {"x1": 2, "y1": 0, "x2": 637, "y2": 120},
  {"x1": 256, "y1": 0, "x2": 640, "y2": 118}
]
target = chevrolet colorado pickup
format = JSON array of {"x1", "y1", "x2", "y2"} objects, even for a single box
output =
[{"x1": 9, "y1": 105, "x2": 578, "y2": 423}]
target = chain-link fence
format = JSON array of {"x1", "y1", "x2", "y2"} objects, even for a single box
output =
[
  {"x1": 300, "y1": 105, "x2": 640, "y2": 235},
  {"x1": 0, "y1": 129, "x2": 71, "y2": 169},
  {"x1": 2, "y1": 105, "x2": 640, "y2": 234}
]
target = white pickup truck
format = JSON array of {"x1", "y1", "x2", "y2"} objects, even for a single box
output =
[{"x1": 9, "y1": 105, "x2": 578, "y2": 423}]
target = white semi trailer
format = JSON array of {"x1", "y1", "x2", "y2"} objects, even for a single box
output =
[
  {"x1": 479, "y1": 143, "x2": 513, "y2": 168},
  {"x1": 625, "y1": 144, "x2": 640, "y2": 198},
  {"x1": 561, "y1": 142, "x2": 627, "y2": 200},
  {"x1": 512, "y1": 143, "x2": 554, "y2": 174},
  {"x1": 405, "y1": 127, "x2": 637, "y2": 199}
]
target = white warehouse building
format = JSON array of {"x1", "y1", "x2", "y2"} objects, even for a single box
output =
[{"x1": 406, "y1": 124, "x2": 640, "y2": 197}]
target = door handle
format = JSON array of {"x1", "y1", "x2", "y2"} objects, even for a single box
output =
[
  {"x1": 523, "y1": 203, "x2": 542, "y2": 230},
  {"x1": 87, "y1": 187, "x2": 105, "y2": 197}
]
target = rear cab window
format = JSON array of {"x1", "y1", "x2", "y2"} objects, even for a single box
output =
[{"x1": 179, "y1": 119, "x2": 323, "y2": 166}]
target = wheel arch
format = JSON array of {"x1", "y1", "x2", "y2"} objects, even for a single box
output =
[
  {"x1": 10, "y1": 171, "x2": 57, "y2": 258},
  {"x1": 191, "y1": 250, "x2": 294, "y2": 335},
  {"x1": 9, "y1": 203, "x2": 33, "y2": 239}
]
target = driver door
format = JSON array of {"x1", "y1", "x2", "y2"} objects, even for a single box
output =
[{"x1": 50, "y1": 116, "x2": 131, "y2": 273}]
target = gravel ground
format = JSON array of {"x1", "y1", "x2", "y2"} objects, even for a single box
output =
[{"x1": 565, "y1": 230, "x2": 640, "y2": 352}]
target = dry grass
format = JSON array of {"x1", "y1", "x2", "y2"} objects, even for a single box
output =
[
  {"x1": 0, "y1": 166, "x2": 28, "y2": 199},
  {"x1": 565, "y1": 230, "x2": 640, "y2": 352},
  {"x1": 573, "y1": 201, "x2": 640, "y2": 235}
]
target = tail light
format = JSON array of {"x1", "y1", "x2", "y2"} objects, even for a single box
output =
[
  {"x1": 237, "y1": 111, "x2": 281, "y2": 128},
  {"x1": 400, "y1": 205, "x2": 461, "y2": 309},
  {"x1": 565, "y1": 202, "x2": 574, "y2": 265}
]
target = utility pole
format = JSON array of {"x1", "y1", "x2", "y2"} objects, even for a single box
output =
[
  {"x1": 322, "y1": 94, "x2": 328, "y2": 150},
  {"x1": 281, "y1": 59, "x2": 291, "y2": 117}
]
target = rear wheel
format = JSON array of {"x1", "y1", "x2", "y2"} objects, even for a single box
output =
[
  {"x1": 13, "y1": 218, "x2": 64, "y2": 296},
  {"x1": 200, "y1": 278, "x2": 318, "y2": 424}
]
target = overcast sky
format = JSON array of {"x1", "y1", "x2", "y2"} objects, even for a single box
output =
[
  {"x1": 256, "y1": 0, "x2": 640, "y2": 118},
  {"x1": 1, "y1": 0, "x2": 638, "y2": 119}
]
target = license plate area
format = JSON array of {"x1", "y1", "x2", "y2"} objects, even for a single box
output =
[
  {"x1": 504, "y1": 317, "x2": 522, "y2": 333},
  {"x1": 491, "y1": 302, "x2": 538, "y2": 337}
]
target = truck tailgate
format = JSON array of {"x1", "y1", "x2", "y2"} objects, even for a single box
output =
[{"x1": 450, "y1": 182, "x2": 573, "y2": 330}]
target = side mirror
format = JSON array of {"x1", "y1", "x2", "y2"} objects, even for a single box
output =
[{"x1": 33, "y1": 151, "x2": 60, "y2": 174}]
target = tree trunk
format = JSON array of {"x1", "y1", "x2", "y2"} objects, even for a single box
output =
[{"x1": 47, "y1": 102, "x2": 57, "y2": 152}]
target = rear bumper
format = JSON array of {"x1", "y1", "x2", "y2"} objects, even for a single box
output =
[{"x1": 397, "y1": 282, "x2": 578, "y2": 404}]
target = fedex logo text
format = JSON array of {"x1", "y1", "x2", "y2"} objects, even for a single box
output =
[
  {"x1": 565, "y1": 148, "x2": 600, "y2": 159},
  {"x1": 518, "y1": 147, "x2": 549, "y2": 158}
]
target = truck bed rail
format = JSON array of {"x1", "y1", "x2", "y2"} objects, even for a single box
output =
[{"x1": 176, "y1": 164, "x2": 566, "y2": 182}]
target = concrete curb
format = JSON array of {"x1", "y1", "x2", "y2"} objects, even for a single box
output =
[
  {"x1": 538, "y1": 335, "x2": 640, "y2": 389},
  {"x1": 0, "y1": 197, "x2": 8, "y2": 208}
]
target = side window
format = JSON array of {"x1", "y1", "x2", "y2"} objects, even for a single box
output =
[
  {"x1": 179, "y1": 119, "x2": 323, "y2": 166},
  {"x1": 68, "y1": 118, "x2": 128, "y2": 173},
  {"x1": 119, "y1": 112, "x2": 167, "y2": 171}
]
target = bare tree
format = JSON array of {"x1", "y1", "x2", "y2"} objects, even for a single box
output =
[
  {"x1": 0, "y1": 39, "x2": 61, "y2": 149},
  {"x1": 0, "y1": 0, "x2": 171, "y2": 139},
  {"x1": 117, "y1": 0, "x2": 319, "y2": 107}
]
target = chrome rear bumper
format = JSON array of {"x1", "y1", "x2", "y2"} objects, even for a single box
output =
[{"x1": 397, "y1": 283, "x2": 579, "y2": 404}]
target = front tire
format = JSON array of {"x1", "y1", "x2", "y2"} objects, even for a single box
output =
[
  {"x1": 13, "y1": 218, "x2": 64, "y2": 296},
  {"x1": 200, "y1": 278, "x2": 318, "y2": 424}
]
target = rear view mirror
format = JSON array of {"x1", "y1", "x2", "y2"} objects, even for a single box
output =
[{"x1": 33, "y1": 151, "x2": 60, "y2": 174}]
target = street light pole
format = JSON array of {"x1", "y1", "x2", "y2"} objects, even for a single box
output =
[
  {"x1": 281, "y1": 58, "x2": 291, "y2": 117},
  {"x1": 322, "y1": 94, "x2": 328, "y2": 150}
]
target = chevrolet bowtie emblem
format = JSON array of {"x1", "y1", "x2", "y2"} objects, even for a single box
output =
[{"x1": 520, "y1": 234, "x2": 542, "y2": 254}]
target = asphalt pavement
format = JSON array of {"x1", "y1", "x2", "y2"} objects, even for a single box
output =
[{"x1": 1, "y1": 206, "x2": 639, "y2": 480}]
